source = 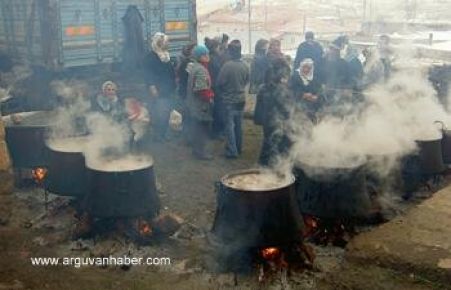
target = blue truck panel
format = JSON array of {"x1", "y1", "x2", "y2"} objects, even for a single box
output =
[{"x1": 0, "y1": 0, "x2": 197, "y2": 70}]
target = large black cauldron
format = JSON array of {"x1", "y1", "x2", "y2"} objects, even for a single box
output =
[
  {"x1": 84, "y1": 156, "x2": 160, "y2": 219},
  {"x1": 212, "y1": 169, "x2": 302, "y2": 249},
  {"x1": 442, "y1": 130, "x2": 451, "y2": 164},
  {"x1": 2, "y1": 111, "x2": 52, "y2": 168},
  {"x1": 416, "y1": 138, "x2": 445, "y2": 175},
  {"x1": 434, "y1": 121, "x2": 451, "y2": 164},
  {"x1": 44, "y1": 136, "x2": 90, "y2": 197},
  {"x1": 295, "y1": 160, "x2": 370, "y2": 219}
]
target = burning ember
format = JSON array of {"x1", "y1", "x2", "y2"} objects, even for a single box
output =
[
  {"x1": 32, "y1": 167, "x2": 47, "y2": 184},
  {"x1": 257, "y1": 243, "x2": 315, "y2": 283},
  {"x1": 303, "y1": 215, "x2": 354, "y2": 247},
  {"x1": 138, "y1": 219, "x2": 153, "y2": 236},
  {"x1": 261, "y1": 247, "x2": 281, "y2": 261},
  {"x1": 258, "y1": 247, "x2": 288, "y2": 283}
]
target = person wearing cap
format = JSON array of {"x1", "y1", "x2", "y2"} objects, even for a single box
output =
[
  {"x1": 186, "y1": 45, "x2": 215, "y2": 160},
  {"x1": 144, "y1": 32, "x2": 176, "y2": 142},
  {"x1": 293, "y1": 31, "x2": 324, "y2": 72},
  {"x1": 216, "y1": 40, "x2": 250, "y2": 159}
]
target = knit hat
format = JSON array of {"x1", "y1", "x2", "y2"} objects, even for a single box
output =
[{"x1": 193, "y1": 45, "x2": 209, "y2": 60}]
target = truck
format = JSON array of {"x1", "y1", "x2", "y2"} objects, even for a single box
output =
[{"x1": 0, "y1": 0, "x2": 197, "y2": 70}]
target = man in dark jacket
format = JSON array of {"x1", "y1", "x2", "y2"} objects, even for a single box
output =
[
  {"x1": 216, "y1": 40, "x2": 250, "y2": 159},
  {"x1": 254, "y1": 58, "x2": 293, "y2": 166},
  {"x1": 323, "y1": 41, "x2": 350, "y2": 92},
  {"x1": 205, "y1": 37, "x2": 226, "y2": 138},
  {"x1": 249, "y1": 39, "x2": 269, "y2": 94},
  {"x1": 293, "y1": 31, "x2": 324, "y2": 71}
]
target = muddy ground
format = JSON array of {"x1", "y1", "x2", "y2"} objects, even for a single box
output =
[{"x1": 0, "y1": 116, "x2": 447, "y2": 290}]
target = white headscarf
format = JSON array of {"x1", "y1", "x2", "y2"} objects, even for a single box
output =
[
  {"x1": 151, "y1": 32, "x2": 170, "y2": 63},
  {"x1": 297, "y1": 58, "x2": 314, "y2": 86},
  {"x1": 101, "y1": 80, "x2": 118, "y2": 94}
]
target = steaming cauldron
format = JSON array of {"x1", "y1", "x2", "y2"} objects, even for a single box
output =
[
  {"x1": 366, "y1": 153, "x2": 404, "y2": 194},
  {"x1": 84, "y1": 156, "x2": 160, "y2": 218},
  {"x1": 212, "y1": 169, "x2": 302, "y2": 249},
  {"x1": 435, "y1": 121, "x2": 451, "y2": 164},
  {"x1": 442, "y1": 131, "x2": 451, "y2": 164},
  {"x1": 295, "y1": 160, "x2": 370, "y2": 219},
  {"x1": 44, "y1": 136, "x2": 90, "y2": 197},
  {"x1": 2, "y1": 111, "x2": 54, "y2": 168},
  {"x1": 415, "y1": 138, "x2": 445, "y2": 175}
]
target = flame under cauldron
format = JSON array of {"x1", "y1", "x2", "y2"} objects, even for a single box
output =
[{"x1": 211, "y1": 169, "x2": 310, "y2": 273}]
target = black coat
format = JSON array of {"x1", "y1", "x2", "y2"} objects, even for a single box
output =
[
  {"x1": 254, "y1": 83, "x2": 292, "y2": 166},
  {"x1": 249, "y1": 54, "x2": 269, "y2": 94},
  {"x1": 177, "y1": 55, "x2": 193, "y2": 99},
  {"x1": 122, "y1": 6, "x2": 145, "y2": 71},
  {"x1": 323, "y1": 57, "x2": 350, "y2": 90},
  {"x1": 144, "y1": 51, "x2": 176, "y2": 98},
  {"x1": 294, "y1": 41, "x2": 324, "y2": 69},
  {"x1": 289, "y1": 74, "x2": 323, "y2": 116},
  {"x1": 347, "y1": 58, "x2": 364, "y2": 90}
]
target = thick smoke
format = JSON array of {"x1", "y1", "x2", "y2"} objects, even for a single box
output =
[
  {"x1": 0, "y1": 65, "x2": 32, "y2": 101},
  {"x1": 49, "y1": 80, "x2": 134, "y2": 168},
  {"x1": 83, "y1": 112, "x2": 132, "y2": 166},
  {"x1": 269, "y1": 42, "x2": 451, "y2": 183},
  {"x1": 50, "y1": 80, "x2": 91, "y2": 138}
]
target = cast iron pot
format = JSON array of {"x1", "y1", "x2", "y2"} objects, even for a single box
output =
[
  {"x1": 295, "y1": 160, "x2": 370, "y2": 219},
  {"x1": 415, "y1": 138, "x2": 446, "y2": 175},
  {"x1": 2, "y1": 111, "x2": 52, "y2": 168},
  {"x1": 434, "y1": 121, "x2": 451, "y2": 164},
  {"x1": 435, "y1": 121, "x2": 451, "y2": 164},
  {"x1": 84, "y1": 158, "x2": 160, "y2": 219},
  {"x1": 44, "y1": 136, "x2": 89, "y2": 197},
  {"x1": 365, "y1": 153, "x2": 404, "y2": 194},
  {"x1": 211, "y1": 169, "x2": 302, "y2": 249},
  {"x1": 442, "y1": 131, "x2": 451, "y2": 164}
]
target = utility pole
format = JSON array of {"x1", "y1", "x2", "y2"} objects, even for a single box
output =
[
  {"x1": 248, "y1": 0, "x2": 252, "y2": 54},
  {"x1": 264, "y1": 0, "x2": 268, "y2": 31}
]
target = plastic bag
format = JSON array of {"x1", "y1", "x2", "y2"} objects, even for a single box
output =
[{"x1": 169, "y1": 110, "x2": 183, "y2": 131}]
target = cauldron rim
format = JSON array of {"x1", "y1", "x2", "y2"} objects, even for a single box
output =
[
  {"x1": 415, "y1": 137, "x2": 443, "y2": 143},
  {"x1": 2, "y1": 110, "x2": 54, "y2": 127},
  {"x1": 45, "y1": 135, "x2": 91, "y2": 153},
  {"x1": 86, "y1": 156, "x2": 154, "y2": 173},
  {"x1": 220, "y1": 168, "x2": 295, "y2": 192},
  {"x1": 296, "y1": 158, "x2": 366, "y2": 171}
]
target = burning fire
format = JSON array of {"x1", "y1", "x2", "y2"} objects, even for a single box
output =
[
  {"x1": 138, "y1": 220, "x2": 152, "y2": 236},
  {"x1": 303, "y1": 214, "x2": 352, "y2": 247},
  {"x1": 303, "y1": 215, "x2": 319, "y2": 238},
  {"x1": 32, "y1": 167, "x2": 48, "y2": 184},
  {"x1": 261, "y1": 247, "x2": 281, "y2": 260}
]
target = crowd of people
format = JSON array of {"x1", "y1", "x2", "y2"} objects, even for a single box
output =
[{"x1": 92, "y1": 31, "x2": 394, "y2": 166}]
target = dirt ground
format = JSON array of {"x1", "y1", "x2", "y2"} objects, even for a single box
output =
[{"x1": 0, "y1": 116, "x2": 446, "y2": 290}]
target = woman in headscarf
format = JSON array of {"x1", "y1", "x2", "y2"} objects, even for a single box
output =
[
  {"x1": 186, "y1": 45, "x2": 215, "y2": 160},
  {"x1": 92, "y1": 81, "x2": 128, "y2": 123},
  {"x1": 290, "y1": 58, "x2": 324, "y2": 123},
  {"x1": 249, "y1": 38, "x2": 269, "y2": 94},
  {"x1": 144, "y1": 32, "x2": 176, "y2": 142}
]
